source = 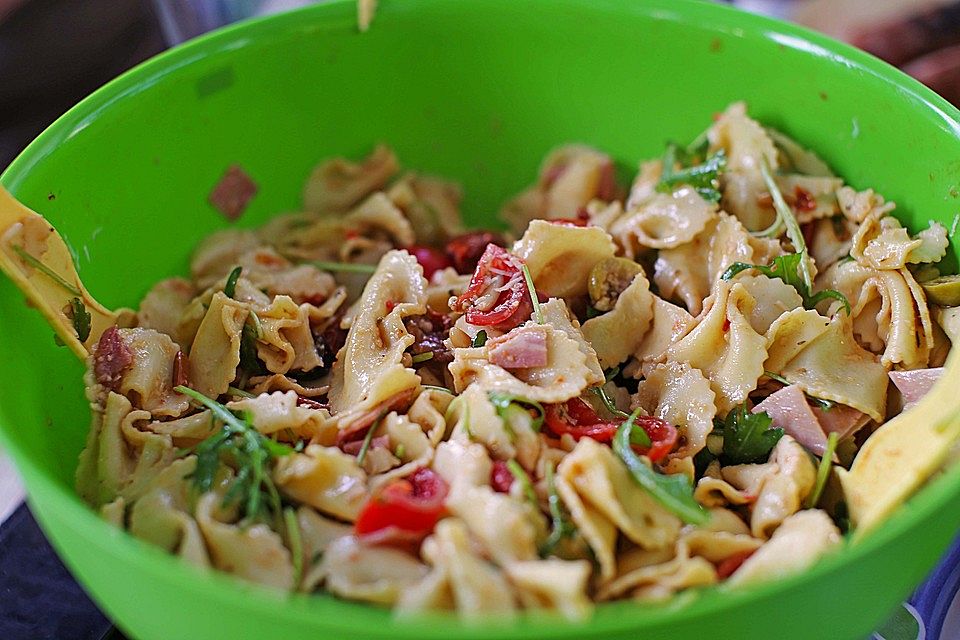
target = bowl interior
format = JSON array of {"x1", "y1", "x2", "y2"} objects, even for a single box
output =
[{"x1": 2, "y1": 1, "x2": 960, "y2": 639}]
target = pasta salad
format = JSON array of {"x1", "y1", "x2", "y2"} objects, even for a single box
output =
[{"x1": 72, "y1": 102, "x2": 958, "y2": 620}]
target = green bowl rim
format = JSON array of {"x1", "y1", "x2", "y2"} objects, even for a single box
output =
[{"x1": 2, "y1": 0, "x2": 960, "y2": 635}]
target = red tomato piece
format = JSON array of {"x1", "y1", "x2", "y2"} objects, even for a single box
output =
[
  {"x1": 716, "y1": 550, "x2": 756, "y2": 579},
  {"x1": 544, "y1": 398, "x2": 678, "y2": 462},
  {"x1": 406, "y1": 245, "x2": 451, "y2": 280},
  {"x1": 445, "y1": 231, "x2": 507, "y2": 274},
  {"x1": 354, "y1": 468, "x2": 448, "y2": 539},
  {"x1": 490, "y1": 460, "x2": 514, "y2": 493},
  {"x1": 452, "y1": 244, "x2": 533, "y2": 330}
]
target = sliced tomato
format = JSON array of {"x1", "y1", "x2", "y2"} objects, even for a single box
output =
[
  {"x1": 406, "y1": 245, "x2": 451, "y2": 280},
  {"x1": 544, "y1": 398, "x2": 678, "y2": 462},
  {"x1": 354, "y1": 468, "x2": 448, "y2": 539},
  {"x1": 452, "y1": 244, "x2": 532, "y2": 330}
]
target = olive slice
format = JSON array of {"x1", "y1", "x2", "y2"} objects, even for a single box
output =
[
  {"x1": 921, "y1": 275, "x2": 960, "y2": 307},
  {"x1": 588, "y1": 257, "x2": 643, "y2": 312}
]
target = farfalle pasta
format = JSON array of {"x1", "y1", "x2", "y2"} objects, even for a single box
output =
[{"x1": 68, "y1": 103, "x2": 958, "y2": 622}]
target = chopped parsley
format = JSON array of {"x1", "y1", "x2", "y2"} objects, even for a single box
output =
[
  {"x1": 716, "y1": 403, "x2": 784, "y2": 465},
  {"x1": 68, "y1": 297, "x2": 91, "y2": 342},
  {"x1": 471, "y1": 330, "x2": 488, "y2": 348}
]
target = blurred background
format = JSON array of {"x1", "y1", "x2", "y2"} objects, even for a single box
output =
[{"x1": 2, "y1": 0, "x2": 960, "y2": 170}]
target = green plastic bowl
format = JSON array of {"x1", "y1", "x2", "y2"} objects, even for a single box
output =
[{"x1": 2, "y1": 1, "x2": 960, "y2": 638}]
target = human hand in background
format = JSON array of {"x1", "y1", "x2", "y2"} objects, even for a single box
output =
[{"x1": 851, "y1": 1, "x2": 960, "y2": 105}]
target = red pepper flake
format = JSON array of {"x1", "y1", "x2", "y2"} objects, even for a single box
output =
[
  {"x1": 93, "y1": 326, "x2": 133, "y2": 390},
  {"x1": 345, "y1": 229, "x2": 360, "y2": 240},
  {"x1": 208, "y1": 164, "x2": 257, "y2": 221},
  {"x1": 385, "y1": 300, "x2": 397, "y2": 313},
  {"x1": 172, "y1": 350, "x2": 189, "y2": 388},
  {"x1": 793, "y1": 186, "x2": 817, "y2": 212},
  {"x1": 722, "y1": 318, "x2": 731, "y2": 332}
]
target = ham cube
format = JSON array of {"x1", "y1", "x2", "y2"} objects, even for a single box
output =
[{"x1": 487, "y1": 325, "x2": 549, "y2": 369}]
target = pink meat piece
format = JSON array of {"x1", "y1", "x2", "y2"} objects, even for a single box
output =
[
  {"x1": 342, "y1": 436, "x2": 389, "y2": 456},
  {"x1": 93, "y1": 326, "x2": 133, "y2": 390},
  {"x1": 811, "y1": 403, "x2": 868, "y2": 441},
  {"x1": 208, "y1": 164, "x2": 258, "y2": 221},
  {"x1": 889, "y1": 367, "x2": 944, "y2": 406},
  {"x1": 487, "y1": 324, "x2": 549, "y2": 369},
  {"x1": 753, "y1": 385, "x2": 828, "y2": 456}
]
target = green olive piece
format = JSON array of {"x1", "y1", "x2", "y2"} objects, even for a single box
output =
[
  {"x1": 588, "y1": 257, "x2": 643, "y2": 312},
  {"x1": 921, "y1": 275, "x2": 960, "y2": 307}
]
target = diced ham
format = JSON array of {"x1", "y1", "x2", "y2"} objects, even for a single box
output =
[
  {"x1": 811, "y1": 403, "x2": 868, "y2": 441},
  {"x1": 342, "y1": 436, "x2": 389, "y2": 456},
  {"x1": 753, "y1": 385, "x2": 828, "y2": 456},
  {"x1": 208, "y1": 164, "x2": 258, "y2": 221},
  {"x1": 487, "y1": 324, "x2": 549, "y2": 369},
  {"x1": 93, "y1": 326, "x2": 133, "y2": 390},
  {"x1": 890, "y1": 367, "x2": 944, "y2": 407}
]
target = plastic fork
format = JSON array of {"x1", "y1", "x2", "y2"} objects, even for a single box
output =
[{"x1": 0, "y1": 186, "x2": 122, "y2": 360}]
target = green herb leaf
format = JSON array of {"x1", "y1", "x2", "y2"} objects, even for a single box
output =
[
  {"x1": 175, "y1": 385, "x2": 293, "y2": 523},
  {"x1": 506, "y1": 459, "x2": 538, "y2": 505},
  {"x1": 720, "y1": 403, "x2": 784, "y2": 465},
  {"x1": 806, "y1": 431, "x2": 839, "y2": 509},
  {"x1": 239, "y1": 314, "x2": 266, "y2": 376},
  {"x1": 69, "y1": 297, "x2": 91, "y2": 342},
  {"x1": 763, "y1": 370, "x2": 835, "y2": 410},
  {"x1": 224, "y1": 266, "x2": 242, "y2": 299},
  {"x1": 12, "y1": 245, "x2": 82, "y2": 296},
  {"x1": 722, "y1": 254, "x2": 850, "y2": 314},
  {"x1": 227, "y1": 386, "x2": 256, "y2": 398},
  {"x1": 614, "y1": 409, "x2": 710, "y2": 525},
  {"x1": 471, "y1": 330, "x2": 488, "y2": 348},
  {"x1": 284, "y1": 507, "x2": 303, "y2": 590},
  {"x1": 759, "y1": 159, "x2": 813, "y2": 291},
  {"x1": 411, "y1": 351, "x2": 434, "y2": 364},
  {"x1": 310, "y1": 260, "x2": 378, "y2": 274},
  {"x1": 355, "y1": 415, "x2": 381, "y2": 467},
  {"x1": 488, "y1": 391, "x2": 545, "y2": 432},
  {"x1": 540, "y1": 461, "x2": 576, "y2": 556},
  {"x1": 656, "y1": 144, "x2": 727, "y2": 203},
  {"x1": 521, "y1": 263, "x2": 543, "y2": 324}
]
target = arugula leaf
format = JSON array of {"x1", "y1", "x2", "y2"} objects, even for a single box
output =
[
  {"x1": 239, "y1": 312, "x2": 266, "y2": 376},
  {"x1": 521, "y1": 264, "x2": 543, "y2": 324},
  {"x1": 506, "y1": 459, "x2": 538, "y2": 505},
  {"x1": 656, "y1": 144, "x2": 727, "y2": 203},
  {"x1": 12, "y1": 245, "x2": 82, "y2": 296},
  {"x1": 176, "y1": 385, "x2": 293, "y2": 523},
  {"x1": 471, "y1": 330, "x2": 487, "y2": 347},
  {"x1": 614, "y1": 409, "x2": 710, "y2": 525},
  {"x1": 488, "y1": 391, "x2": 545, "y2": 432},
  {"x1": 540, "y1": 461, "x2": 577, "y2": 556},
  {"x1": 224, "y1": 266, "x2": 242, "y2": 299},
  {"x1": 284, "y1": 507, "x2": 303, "y2": 589},
  {"x1": 722, "y1": 253, "x2": 851, "y2": 314},
  {"x1": 763, "y1": 370, "x2": 834, "y2": 410},
  {"x1": 720, "y1": 403, "x2": 784, "y2": 465},
  {"x1": 806, "y1": 431, "x2": 839, "y2": 508},
  {"x1": 68, "y1": 297, "x2": 91, "y2": 342}
]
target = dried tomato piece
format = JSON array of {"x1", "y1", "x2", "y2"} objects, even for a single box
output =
[
  {"x1": 445, "y1": 231, "x2": 507, "y2": 274},
  {"x1": 354, "y1": 468, "x2": 448, "y2": 540},
  {"x1": 208, "y1": 164, "x2": 258, "y2": 221},
  {"x1": 793, "y1": 186, "x2": 817, "y2": 212},
  {"x1": 451, "y1": 244, "x2": 532, "y2": 330},
  {"x1": 93, "y1": 326, "x2": 133, "y2": 390}
]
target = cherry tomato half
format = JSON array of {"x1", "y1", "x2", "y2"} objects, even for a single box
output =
[
  {"x1": 406, "y1": 245, "x2": 452, "y2": 280},
  {"x1": 354, "y1": 468, "x2": 448, "y2": 539},
  {"x1": 452, "y1": 244, "x2": 532, "y2": 330},
  {"x1": 544, "y1": 398, "x2": 678, "y2": 462}
]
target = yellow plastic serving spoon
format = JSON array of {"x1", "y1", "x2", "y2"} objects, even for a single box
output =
[{"x1": 0, "y1": 186, "x2": 125, "y2": 360}]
